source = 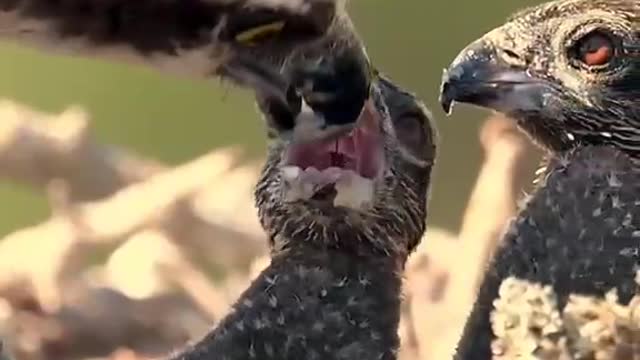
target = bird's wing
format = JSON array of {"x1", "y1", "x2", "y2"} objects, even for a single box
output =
[{"x1": 0, "y1": 0, "x2": 342, "y2": 80}]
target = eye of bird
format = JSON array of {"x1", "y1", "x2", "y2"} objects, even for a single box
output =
[{"x1": 571, "y1": 31, "x2": 616, "y2": 67}]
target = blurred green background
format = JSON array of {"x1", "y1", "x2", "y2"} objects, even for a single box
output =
[{"x1": 0, "y1": 0, "x2": 541, "y2": 236}]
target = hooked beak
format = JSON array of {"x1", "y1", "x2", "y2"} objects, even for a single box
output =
[
  {"x1": 218, "y1": 55, "x2": 298, "y2": 118},
  {"x1": 439, "y1": 40, "x2": 549, "y2": 116},
  {"x1": 218, "y1": 51, "x2": 374, "y2": 144}
]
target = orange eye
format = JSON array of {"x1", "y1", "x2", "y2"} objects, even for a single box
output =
[{"x1": 574, "y1": 31, "x2": 615, "y2": 67}]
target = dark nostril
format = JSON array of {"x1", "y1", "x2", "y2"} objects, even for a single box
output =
[
  {"x1": 502, "y1": 49, "x2": 521, "y2": 60},
  {"x1": 265, "y1": 98, "x2": 296, "y2": 132}
]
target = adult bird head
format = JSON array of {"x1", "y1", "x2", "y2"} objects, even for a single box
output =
[
  {"x1": 210, "y1": 0, "x2": 375, "y2": 144},
  {"x1": 440, "y1": 0, "x2": 639, "y2": 154}
]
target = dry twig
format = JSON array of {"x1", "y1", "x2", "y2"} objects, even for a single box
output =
[{"x1": 0, "y1": 100, "x2": 266, "y2": 312}]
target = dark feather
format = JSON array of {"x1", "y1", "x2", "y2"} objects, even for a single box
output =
[{"x1": 0, "y1": 0, "x2": 342, "y2": 78}]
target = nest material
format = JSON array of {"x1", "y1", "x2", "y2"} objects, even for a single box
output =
[{"x1": 492, "y1": 273, "x2": 640, "y2": 360}]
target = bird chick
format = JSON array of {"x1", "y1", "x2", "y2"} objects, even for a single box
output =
[{"x1": 440, "y1": 0, "x2": 640, "y2": 359}]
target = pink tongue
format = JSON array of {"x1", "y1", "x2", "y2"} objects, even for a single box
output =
[
  {"x1": 354, "y1": 129, "x2": 381, "y2": 178},
  {"x1": 286, "y1": 100, "x2": 382, "y2": 178},
  {"x1": 336, "y1": 135, "x2": 356, "y2": 157},
  {"x1": 353, "y1": 103, "x2": 383, "y2": 178}
]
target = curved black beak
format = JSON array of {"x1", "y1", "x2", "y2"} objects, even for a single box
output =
[
  {"x1": 217, "y1": 54, "x2": 303, "y2": 135},
  {"x1": 218, "y1": 48, "x2": 374, "y2": 143},
  {"x1": 439, "y1": 40, "x2": 548, "y2": 116},
  {"x1": 218, "y1": 55, "x2": 296, "y2": 114}
]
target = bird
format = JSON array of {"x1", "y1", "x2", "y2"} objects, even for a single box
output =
[
  {"x1": 0, "y1": 0, "x2": 439, "y2": 359},
  {"x1": 0, "y1": 0, "x2": 372, "y2": 144},
  {"x1": 440, "y1": 0, "x2": 639, "y2": 358},
  {"x1": 164, "y1": 63, "x2": 437, "y2": 359},
  {"x1": 164, "y1": 5, "x2": 438, "y2": 357},
  {"x1": 164, "y1": 16, "x2": 438, "y2": 360}
]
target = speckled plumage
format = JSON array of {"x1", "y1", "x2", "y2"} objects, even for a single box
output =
[
  {"x1": 171, "y1": 247, "x2": 402, "y2": 360},
  {"x1": 440, "y1": 0, "x2": 640, "y2": 359}
]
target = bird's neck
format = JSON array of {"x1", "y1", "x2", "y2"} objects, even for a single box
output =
[
  {"x1": 178, "y1": 242, "x2": 405, "y2": 360},
  {"x1": 272, "y1": 240, "x2": 406, "y2": 275},
  {"x1": 271, "y1": 229, "x2": 411, "y2": 265}
]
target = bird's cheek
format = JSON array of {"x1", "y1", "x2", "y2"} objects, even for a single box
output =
[{"x1": 555, "y1": 70, "x2": 590, "y2": 94}]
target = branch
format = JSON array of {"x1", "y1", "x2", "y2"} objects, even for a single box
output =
[
  {"x1": 104, "y1": 229, "x2": 238, "y2": 319},
  {"x1": 1, "y1": 283, "x2": 211, "y2": 360},
  {"x1": 457, "y1": 114, "x2": 540, "y2": 289},
  {"x1": 406, "y1": 114, "x2": 540, "y2": 360},
  {"x1": 403, "y1": 228, "x2": 458, "y2": 360},
  {"x1": 0, "y1": 98, "x2": 270, "y2": 311},
  {"x1": 0, "y1": 100, "x2": 163, "y2": 202}
]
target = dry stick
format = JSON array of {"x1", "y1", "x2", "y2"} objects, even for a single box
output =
[
  {"x1": 0, "y1": 232, "x2": 230, "y2": 360},
  {"x1": 102, "y1": 228, "x2": 233, "y2": 321},
  {"x1": 158, "y1": 254, "x2": 235, "y2": 321},
  {"x1": 0, "y1": 100, "x2": 163, "y2": 202},
  {"x1": 4, "y1": 282, "x2": 213, "y2": 360},
  {"x1": 418, "y1": 114, "x2": 539, "y2": 360},
  {"x1": 457, "y1": 115, "x2": 539, "y2": 291},
  {"x1": 0, "y1": 99, "x2": 265, "y2": 255},
  {"x1": 0, "y1": 142, "x2": 265, "y2": 310},
  {"x1": 403, "y1": 228, "x2": 458, "y2": 360},
  {"x1": 0, "y1": 99, "x2": 267, "y2": 310}
]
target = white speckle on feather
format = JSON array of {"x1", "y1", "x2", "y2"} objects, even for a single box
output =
[
  {"x1": 607, "y1": 173, "x2": 622, "y2": 187},
  {"x1": 334, "y1": 171, "x2": 374, "y2": 209},
  {"x1": 235, "y1": 320, "x2": 245, "y2": 332},
  {"x1": 600, "y1": 131, "x2": 613, "y2": 138},
  {"x1": 265, "y1": 343, "x2": 275, "y2": 358},
  {"x1": 268, "y1": 295, "x2": 278, "y2": 308}
]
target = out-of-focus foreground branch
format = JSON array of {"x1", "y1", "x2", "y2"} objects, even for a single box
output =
[
  {"x1": 0, "y1": 100, "x2": 162, "y2": 201},
  {"x1": 0, "y1": 102, "x2": 544, "y2": 360}
]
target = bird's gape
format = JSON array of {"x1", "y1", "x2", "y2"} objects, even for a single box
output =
[
  {"x1": 281, "y1": 99, "x2": 385, "y2": 209},
  {"x1": 329, "y1": 146, "x2": 348, "y2": 168}
]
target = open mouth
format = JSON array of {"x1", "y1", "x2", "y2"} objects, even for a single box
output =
[{"x1": 280, "y1": 100, "x2": 385, "y2": 209}]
